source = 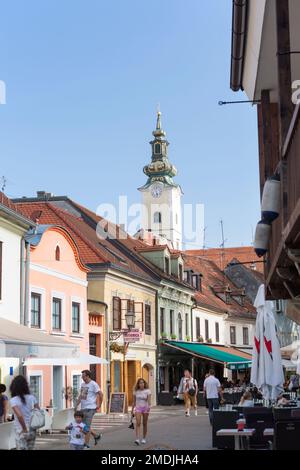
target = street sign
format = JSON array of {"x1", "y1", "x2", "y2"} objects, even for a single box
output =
[{"x1": 123, "y1": 329, "x2": 142, "y2": 342}]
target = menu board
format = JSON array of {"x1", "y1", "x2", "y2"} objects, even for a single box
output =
[{"x1": 109, "y1": 392, "x2": 126, "y2": 414}]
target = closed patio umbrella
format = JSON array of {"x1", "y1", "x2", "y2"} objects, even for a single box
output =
[{"x1": 251, "y1": 285, "x2": 284, "y2": 400}]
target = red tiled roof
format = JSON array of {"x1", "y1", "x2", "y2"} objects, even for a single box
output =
[
  {"x1": 0, "y1": 192, "x2": 20, "y2": 213},
  {"x1": 69, "y1": 201, "x2": 193, "y2": 290},
  {"x1": 15, "y1": 201, "x2": 158, "y2": 282},
  {"x1": 182, "y1": 253, "x2": 256, "y2": 319},
  {"x1": 185, "y1": 247, "x2": 263, "y2": 273}
]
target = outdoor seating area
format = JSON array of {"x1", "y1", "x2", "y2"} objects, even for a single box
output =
[{"x1": 212, "y1": 400, "x2": 300, "y2": 450}]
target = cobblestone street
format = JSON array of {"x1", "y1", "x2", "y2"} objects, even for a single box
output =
[{"x1": 35, "y1": 407, "x2": 212, "y2": 451}]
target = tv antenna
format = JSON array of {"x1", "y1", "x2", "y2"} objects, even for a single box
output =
[
  {"x1": 1, "y1": 176, "x2": 7, "y2": 192},
  {"x1": 219, "y1": 219, "x2": 227, "y2": 271}
]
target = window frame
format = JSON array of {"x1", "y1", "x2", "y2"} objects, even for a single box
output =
[
  {"x1": 52, "y1": 297, "x2": 62, "y2": 331},
  {"x1": 72, "y1": 302, "x2": 81, "y2": 334},
  {"x1": 196, "y1": 317, "x2": 201, "y2": 339},
  {"x1": 145, "y1": 304, "x2": 151, "y2": 336},
  {"x1": 230, "y1": 325, "x2": 237, "y2": 345},
  {"x1": 113, "y1": 296, "x2": 122, "y2": 331},
  {"x1": 205, "y1": 319, "x2": 209, "y2": 341},
  {"x1": 160, "y1": 307, "x2": 165, "y2": 335},
  {"x1": 31, "y1": 292, "x2": 41, "y2": 329},
  {"x1": 215, "y1": 322, "x2": 220, "y2": 343},
  {"x1": 243, "y1": 327, "x2": 249, "y2": 345}
]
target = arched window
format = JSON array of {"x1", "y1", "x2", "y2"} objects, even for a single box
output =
[
  {"x1": 154, "y1": 212, "x2": 162, "y2": 224},
  {"x1": 55, "y1": 246, "x2": 60, "y2": 261},
  {"x1": 178, "y1": 313, "x2": 183, "y2": 341},
  {"x1": 154, "y1": 143, "x2": 161, "y2": 154}
]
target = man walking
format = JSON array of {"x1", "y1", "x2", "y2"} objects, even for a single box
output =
[
  {"x1": 76, "y1": 370, "x2": 103, "y2": 449},
  {"x1": 203, "y1": 369, "x2": 222, "y2": 425}
]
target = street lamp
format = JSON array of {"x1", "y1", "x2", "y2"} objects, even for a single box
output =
[{"x1": 125, "y1": 310, "x2": 135, "y2": 329}]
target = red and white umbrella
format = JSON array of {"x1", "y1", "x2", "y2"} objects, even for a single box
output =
[{"x1": 251, "y1": 285, "x2": 284, "y2": 400}]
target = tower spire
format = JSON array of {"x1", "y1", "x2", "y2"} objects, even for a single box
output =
[{"x1": 153, "y1": 109, "x2": 166, "y2": 139}]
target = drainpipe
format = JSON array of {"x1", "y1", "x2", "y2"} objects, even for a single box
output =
[
  {"x1": 20, "y1": 238, "x2": 26, "y2": 325},
  {"x1": 24, "y1": 242, "x2": 31, "y2": 327},
  {"x1": 155, "y1": 292, "x2": 160, "y2": 404},
  {"x1": 93, "y1": 300, "x2": 110, "y2": 413}
]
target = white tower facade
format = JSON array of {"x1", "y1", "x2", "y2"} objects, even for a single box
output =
[{"x1": 138, "y1": 112, "x2": 183, "y2": 250}]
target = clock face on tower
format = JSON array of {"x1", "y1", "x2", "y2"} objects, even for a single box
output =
[{"x1": 151, "y1": 183, "x2": 163, "y2": 198}]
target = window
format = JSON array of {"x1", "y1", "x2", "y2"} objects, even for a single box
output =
[
  {"x1": 192, "y1": 274, "x2": 201, "y2": 290},
  {"x1": 154, "y1": 212, "x2": 162, "y2": 224},
  {"x1": 52, "y1": 298, "x2": 62, "y2": 330},
  {"x1": 178, "y1": 313, "x2": 183, "y2": 340},
  {"x1": 113, "y1": 297, "x2": 121, "y2": 330},
  {"x1": 165, "y1": 257, "x2": 170, "y2": 274},
  {"x1": 55, "y1": 245, "x2": 60, "y2": 261},
  {"x1": 72, "y1": 302, "x2": 80, "y2": 333},
  {"x1": 145, "y1": 304, "x2": 151, "y2": 335},
  {"x1": 170, "y1": 310, "x2": 174, "y2": 335},
  {"x1": 215, "y1": 322, "x2": 220, "y2": 342},
  {"x1": 243, "y1": 327, "x2": 249, "y2": 345},
  {"x1": 0, "y1": 241, "x2": 2, "y2": 300},
  {"x1": 160, "y1": 308, "x2": 165, "y2": 335},
  {"x1": 31, "y1": 293, "x2": 41, "y2": 328},
  {"x1": 196, "y1": 318, "x2": 201, "y2": 339},
  {"x1": 179, "y1": 264, "x2": 183, "y2": 281},
  {"x1": 275, "y1": 300, "x2": 283, "y2": 313},
  {"x1": 205, "y1": 319, "x2": 209, "y2": 341},
  {"x1": 185, "y1": 313, "x2": 189, "y2": 337},
  {"x1": 29, "y1": 375, "x2": 41, "y2": 406},
  {"x1": 230, "y1": 326, "x2": 236, "y2": 345},
  {"x1": 72, "y1": 374, "x2": 81, "y2": 406},
  {"x1": 154, "y1": 143, "x2": 161, "y2": 154}
]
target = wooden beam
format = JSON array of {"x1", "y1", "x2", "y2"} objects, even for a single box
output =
[
  {"x1": 276, "y1": 0, "x2": 294, "y2": 147},
  {"x1": 261, "y1": 90, "x2": 273, "y2": 181}
]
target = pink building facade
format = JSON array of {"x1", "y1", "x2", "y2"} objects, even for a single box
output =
[{"x1": 26, "y1": 225, "x2": 90, "y2": 411}]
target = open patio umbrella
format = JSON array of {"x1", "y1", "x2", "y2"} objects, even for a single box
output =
[{"x1": 251, "y1": 285, "x2": 284, "y2": 400}]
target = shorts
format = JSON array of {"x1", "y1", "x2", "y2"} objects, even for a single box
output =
[
  {"x1": 135, "y1": 406, "x2": 150, "y2": 414},
  {"x1": 70, "y1": 444, "x2": 85, "y2": 450},
  {"x1": 82, "y1": 409, "x2": 96, "y2": 428}
]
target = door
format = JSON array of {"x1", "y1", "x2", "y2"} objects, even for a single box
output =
[
  {"x1": 53, "y1": 366, "x2": 63, "y2": 412},
  {"x1": 127, "y1": 361, "x2": 136, "y2": 406}
]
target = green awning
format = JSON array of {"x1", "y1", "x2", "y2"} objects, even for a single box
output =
[{"x1": 164, "y1": 341, "x2": 252, "y2": 370}]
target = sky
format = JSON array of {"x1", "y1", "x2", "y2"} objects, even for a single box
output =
[{"x1": 0, "y1": 0, "x2": 260, "y2": 249}]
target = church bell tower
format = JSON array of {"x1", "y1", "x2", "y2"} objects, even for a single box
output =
[{"x1": 138, "y1": 111, "x2": 183, "y2": 250}]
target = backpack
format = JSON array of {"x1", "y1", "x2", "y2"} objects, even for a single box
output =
[{"x1": 30, "y1": 408, "x2": 45, "y2": 430}]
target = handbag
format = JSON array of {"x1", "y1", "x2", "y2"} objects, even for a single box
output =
[
  {"x1": 188, "y1": 379, "x2": 196, "y2": 397},
  {"x1": 30, "y1": 408, "x2": 45, "y2": 430}
]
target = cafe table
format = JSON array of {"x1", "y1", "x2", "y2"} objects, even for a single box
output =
[{"x1": 216, "y1": 428, "x2": 256, "y2": 450}]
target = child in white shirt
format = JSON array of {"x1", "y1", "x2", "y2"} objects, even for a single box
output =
[{"x1": 66, "y1": 411, "x2": 89, "y2": 450}]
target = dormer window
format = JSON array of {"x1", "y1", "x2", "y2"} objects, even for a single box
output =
[
  {"x1": 55, "y1": 246, "x2": 60, "y2": 261},
  {"x1": 154, "y1": 143, "x2": 161, "y2": 154},
  {"x1": 179, "y1": 264, "x2": 183, "y2": 281},
  {"x1": 165, "y1": 257, "x2": 170, "y2": 274}
]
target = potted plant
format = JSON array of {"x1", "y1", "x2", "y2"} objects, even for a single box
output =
[
  {"x1": 110, "y1": 342, "x2": 126, "y2": 354},
  {"x1": 197, "y1": 335, "x2": 204, "y2": 343},
  {"x1": 207, "y1": 338, "x2": 212, "y2": 344},
  {"x1": 160, "y1": 332, "x2": 168, "y2": 340},
  {"x1": 185, "y1": 335, "x2": 191, "y2": 342},
  {"x1": 171, "y1": 333, "x2": 177, "y2": 340}
]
